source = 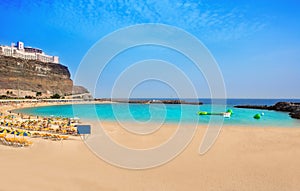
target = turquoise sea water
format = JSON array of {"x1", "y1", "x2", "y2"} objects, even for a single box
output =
[{"x1": 14, "y1": 99, "x2": 300, "y2": 127}]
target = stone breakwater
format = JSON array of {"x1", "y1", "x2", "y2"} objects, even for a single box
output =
[
  {"x1": 95, "y1": 99, "x2": 203, "y2": 105},
  {"x1": 235, "y1": 102, "x2": 300, "y2": 120}
]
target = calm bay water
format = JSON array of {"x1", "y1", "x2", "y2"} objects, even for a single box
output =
[{"x1": 14, "y1": 99, "x2": 300, "y2": 127}]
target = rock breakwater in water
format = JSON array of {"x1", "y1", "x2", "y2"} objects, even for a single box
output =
[
  {"x1": 235, "y1": 102, "x2": 300, "y2": 120},
  {"x1": 95, "y1": 99, "x2": 203, "y2": 105}
]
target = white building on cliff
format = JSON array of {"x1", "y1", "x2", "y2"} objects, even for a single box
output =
[{"x1": 0, "y1": 41, "x2": 59, "y2": 64}]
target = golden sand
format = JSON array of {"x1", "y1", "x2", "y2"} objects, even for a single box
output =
[{"x1": 1, "y1": 102, "x2": 300, "y2": 191}]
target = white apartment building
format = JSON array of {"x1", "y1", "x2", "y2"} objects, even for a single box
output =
[{"x1": 0, "y1": 41, "x2": 59, "y2": 64}]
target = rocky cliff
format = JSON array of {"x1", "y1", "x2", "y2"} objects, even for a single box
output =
[{"x1": 0, "y1": 55, "x2": 86, "y2": 97}]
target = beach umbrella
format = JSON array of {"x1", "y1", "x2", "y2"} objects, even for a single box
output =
[
  {"x1": 10, "y1": 130, "x2": 19, "y2": 138},
  {"x1": 0, "y1": 129, "x2": 10, "y2": 134},
  {"x1": 10, "y1": 130, "x2": 18, "y2": 135},
  {"x1": 15, "y1": 129, "x2": 22, "y2": 133},
  {"x1": 18, "y1": 131, "x2": 30, "y2": 137},
  {"x1": 0, "y1": 129, "x2": 6, "y2": 137}
]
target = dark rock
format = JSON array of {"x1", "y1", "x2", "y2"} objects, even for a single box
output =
[
  {"x1": 271, "y1": 102, "x2": 298, "y2": 112},
  {"x1": 234, "y1": 105, "x2": 270, "y2": 110},
  {"x1": 289, "y1": 106, "x2": 300, "y2": 119},
  {"x1": 290, "y1": 111, "x2": 300, "y2": 119},
  {"x1": 96, "y1": 99, "x2": 203, "y2": 105},
  {"x1": 235, "y1": 102, "x2": 300, "y2": 120}
]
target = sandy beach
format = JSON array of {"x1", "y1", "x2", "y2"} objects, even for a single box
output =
[{"x1": 1, "y1": 101, "x2": 300, "y2": 191}]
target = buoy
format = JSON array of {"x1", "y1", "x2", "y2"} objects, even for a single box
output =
[
  {"x1": 227, "y1": 109, "x2": 233, "y2": 114},
  {"x1": 253, "y1": 113, "x2": 261, "y2": 119}
]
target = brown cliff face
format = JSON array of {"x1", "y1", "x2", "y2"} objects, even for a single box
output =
[{"x1": 0, "y1": 55, "x2": 73, "y2": 96}]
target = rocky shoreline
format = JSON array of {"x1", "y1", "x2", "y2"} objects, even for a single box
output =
[{"x1": 235, "y1": 102, "x2": 300, "y2": 120}]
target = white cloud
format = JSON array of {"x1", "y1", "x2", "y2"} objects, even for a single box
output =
[{"x1": 12, "y1": 0, "x2": 268, "y2": 42}]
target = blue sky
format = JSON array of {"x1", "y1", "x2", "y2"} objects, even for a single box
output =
[{"x1": 0, "y1": 0, "x2": 299, "y2": 98}]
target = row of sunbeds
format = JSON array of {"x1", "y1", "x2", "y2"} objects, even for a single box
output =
[
  {"x1": 2, "y1": 122, "x2": 77, "y2": 135},
  {"x1": 31, "y1": 132, "x2": 69, "y2": 141},
  {"x1": 0, "y1": 136, "x2": 33, "y2": 147}
]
